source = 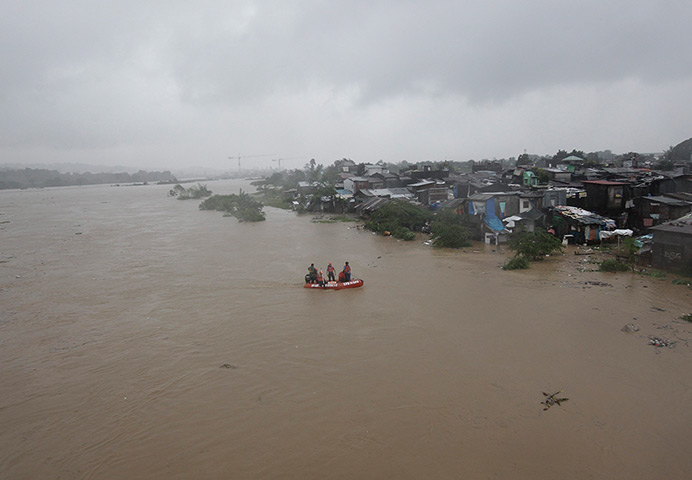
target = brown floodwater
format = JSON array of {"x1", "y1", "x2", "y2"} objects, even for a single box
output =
[{"x1": 1, "y1": 179, "x2": 691, "y2": 479}]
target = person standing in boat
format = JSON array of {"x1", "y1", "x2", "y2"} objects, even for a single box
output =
[
  {"x1": 307, "y1": 263, "x2": 318, "y2": 283},
  {"x1": 316, "y1": 269, "x2": 324, "y2": 286},
  {"x1": 342, "y1": 261, "x2": 351, "y2": 281},
  {"x1": 326, "y1": 262, "x2": 336, "y2": 282}
]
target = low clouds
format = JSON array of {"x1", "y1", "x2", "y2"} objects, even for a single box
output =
[{"x1": 1, "y1": 1, "x2": 691, "y2": 170}]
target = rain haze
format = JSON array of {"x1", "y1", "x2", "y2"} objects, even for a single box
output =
[
  {"x1": 2, "y1": 0, "x2": 692, "y2": 172},
  {"x1": 4, "y1": 4, "x2": 692, "y2": 479}
]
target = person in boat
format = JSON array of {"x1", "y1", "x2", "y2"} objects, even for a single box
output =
[
  {"x1": 307, "y1": 263, "x2": 318, "y2": 284},
  {"x1": 342, "y1": 261, "x2": 351, "y2": 281},
  {"x1": 326, "y1": 262, "x2": 336, "y2": 282},
  {"x1": 316, "y1": 269, "x2": 325, "y2": 286}
]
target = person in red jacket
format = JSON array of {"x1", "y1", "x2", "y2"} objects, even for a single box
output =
[
  {"x1": 326, "y1": 262, "x2": 336, "y2": 282},
  {"x1": 342, "y1": 261, "x2": 351, "y2": 281}
]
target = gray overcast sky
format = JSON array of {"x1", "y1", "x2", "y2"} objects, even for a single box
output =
[{"x1": 2, "y1": 0, "x2": 691, "y2": 171}]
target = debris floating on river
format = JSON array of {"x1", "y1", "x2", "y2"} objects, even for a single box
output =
[
  {"x1": 648, "y1": 337, "x2": 676, "y2": 348},
  {"x1": 541, "y1": 391, "x2": 569, "y2": 410}
]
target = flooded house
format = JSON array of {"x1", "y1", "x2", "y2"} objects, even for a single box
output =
[
  {"x1": 649, "y1": 213, "x2": 692, "y2": 272},
  {"x1": 580, "y1": 179, "x2": 633, "y2": 226},
  {"x1": 634, "y1": 195, "x2": 692, "y2": 230},
  {"x1": 548, "y1": 205, "x2": 616, "y2": 244},
  {"x1": 406, "y1": 180, "x2": 449, "y2": 205},
  {"x1": 502, "y1": 208, "x2": 545, "y2": 233},
  {"x1": 464, "y1": 192, "x2": 521, "y2": 244}
]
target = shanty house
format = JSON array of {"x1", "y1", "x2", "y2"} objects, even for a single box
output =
[
  {"x1": 635, "y1": 196, "x2": 692, "y2": 230},
  {"x1": 465, "y1": 192, "x2": 521, "y2": 243},
  {"x1": 649, "y1": 214, "x2": 692, "y2": 272},
  {"x1": 548, "y1": 205, "x2": 616, "y2": 244},
  {"x1": 581, "y1": 180, "x2": 630, "y2": 216},
  {"x1": 343, "y1": 176, "x2": 370, "y2": 194}
]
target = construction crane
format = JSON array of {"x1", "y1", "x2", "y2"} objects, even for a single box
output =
[
  {"x1": 228, "y1": 153, "x2": 274, "y2": 172},
  {"x1": 271, "y1": 156, "x2": 306, "y2": 171}
]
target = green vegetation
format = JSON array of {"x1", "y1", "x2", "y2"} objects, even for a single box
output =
[
  {"x1": 364, "y1": 199, "x2": 432, "y2": 241},
  {"x1": 508, "y1": 228, "x2": 563, "y2": 261},
  {"x1": 679, "y1": 313, "x2": 692, "y2": 323},
  {"x1": 170, "y1": 183, "x2": 212, "y2": 199},
  {"x1": 429, "y1": 209, "x2": 472, "y2": 248},
  {"x1": 672, "y1": 278, "x2": 692, "y2": 290},
  {"x1": 503, "y1": 228, "x2": 563, "y2": 270},
  {"x1": 503, "y1": 255, "x2": 530, "y2": 270},
  {"x1": 199, "y1": 190, "x2": 265, "y2": 222},
  {"x1": 254, "y1": 188, "x2": 293, "y2": 209},
  {"x1": 599, "y1": 259, "x2": 630, "y2": 272},
  {"x1": 296, "y1": 184, "x2": 339, "y2": 213},
  {"x1": 616, "y1": 238, "x2": 638, "y2": 271},
  {"x1": 638, "y1": 269, "x2": 667, "y2": 279}
]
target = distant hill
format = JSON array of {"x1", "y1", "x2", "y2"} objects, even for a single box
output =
[
  {"x1": 0, "y1": 162, "x2": 146, "y2": 174},
  {"x1": 669, "y1": 137, "x2": 692, "y2": 162},
  {"x1": 0, "y1": 167, "x2": 177, "y2": 190}
]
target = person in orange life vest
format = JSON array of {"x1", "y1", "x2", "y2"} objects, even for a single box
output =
[
  {"x1": 343, "y1": 261, "x2": 351, "y2": 281},
  {"x1": 316, "y1": 269, "x2": 324, "y2": 286},
  {"x1": 326, "y1": 262, "x2": 336, "y2": 282}
]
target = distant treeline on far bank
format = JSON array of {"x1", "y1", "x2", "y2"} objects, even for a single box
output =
[{"x1": 0, "y1": 168, "x2": 178, "y2": 190}]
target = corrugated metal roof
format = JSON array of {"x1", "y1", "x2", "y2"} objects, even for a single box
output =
[
  {"x1": 641, "y1": 196, "x2": 692, "y2": 207},
  {"x1": 649, "y1": 213, "x2": 692, "y2": 235},
  {"x1": 408, "y1": 180, "x2": 436, "y2": 187},
  {"x1": 551, "y1": 205, "x2": 615, "y2": 226},
  {"x1": 582, "y1": 180, "x2": 628, "y2": 186},
  {"x1": 358, "y1": 197, "x2": 390, "y2": 212}
]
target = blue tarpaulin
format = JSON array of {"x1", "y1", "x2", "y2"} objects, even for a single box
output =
[
  {"x1": 484, "y1": 216, "x2": 506, "y2": 231},
  {"x1": 484, "y1": 198, "x2": 507, "y2": 231}
]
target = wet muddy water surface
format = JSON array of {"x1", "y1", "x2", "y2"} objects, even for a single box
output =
[{"x1": 1, "y1": 180, "x2": 691, "y2": 479}]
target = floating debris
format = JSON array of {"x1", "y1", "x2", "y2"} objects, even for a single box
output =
[
  {"x1": 220, "y1": 363, "x2": 238, "y2": 369},
  {"x1": 585, "y1": 281, "x2": 612, "y2": 287},
  {"x1": 542, "y1": 391, "x2": 569, "y2": 410},
  {"x1": 648, "y1": 337, "x2": 675, "y2": 348},
  {"x1": 621, "y1": 323, "x2": 640, "y2": 333}
]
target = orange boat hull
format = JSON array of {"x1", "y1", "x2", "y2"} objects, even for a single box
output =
[{"x1": 304, "y1": 279, "x2": 364, "y2": 290}]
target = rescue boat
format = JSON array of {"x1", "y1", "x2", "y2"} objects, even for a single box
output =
[{"x1": 304, "y1": 279, "x2": 364, "y2": 290}]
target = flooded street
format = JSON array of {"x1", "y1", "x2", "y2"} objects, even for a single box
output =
[{"x1": 1, "y1": 180, "x2": 691, "y2": 479}]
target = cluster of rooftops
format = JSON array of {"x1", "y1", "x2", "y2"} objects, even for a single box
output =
[{"x1": 292, "y1": 157, "x2": 692, "y2": 271}]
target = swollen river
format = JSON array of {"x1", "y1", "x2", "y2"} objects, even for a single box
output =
[{"x1": 1, "y1": 179, "x2": 691, "y2": 479}]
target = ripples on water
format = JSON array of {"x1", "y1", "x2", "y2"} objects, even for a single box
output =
[{"x1": 1, "y1": 180, "x2": 691, "y2": 479}]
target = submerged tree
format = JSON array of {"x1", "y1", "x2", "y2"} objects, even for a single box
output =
[
  {"x1": 508, "y1": 228, "x2": 563, "y2": 261},
  {"x1": 171, "y1": 183, "x2": 212, "y2": 200},
  {"x1": 429, "y1": 209, "x2": 472, "y2": 248},
  {"x1": 365, "y1": 199, "x2": 432, "y2": 241},
  {"x1": 199, "y1": 189, "x2": 265, "y2": 222}
]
